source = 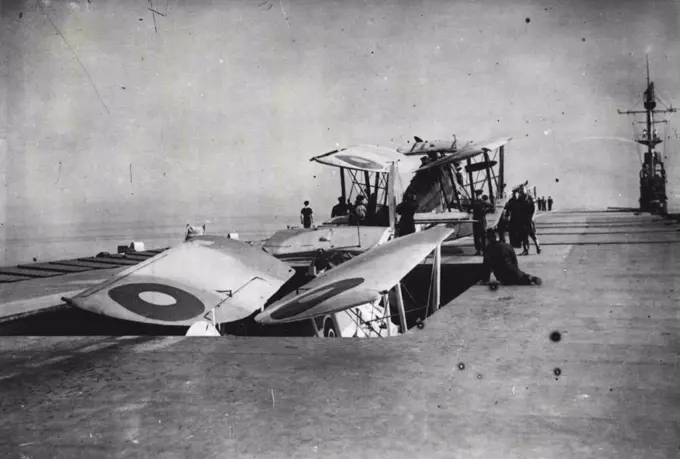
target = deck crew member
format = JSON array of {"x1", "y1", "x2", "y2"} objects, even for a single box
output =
[
  {"x1": 331, "y1": 197, "x2": 349, "y2": 218},
  {"x1": 396, "y1": 192, "x2": 418, "y2": 237},
  {"x1": 547, "y1": 196, "x2": 553, "y2": 211},
  {"x1": 300, "y1": 201, "x2": 314, "y2": 229},
  {"x1": 505, "y1": 189, "x2": 522, "y2": 247},
  {"x1": 517, "y1": 187, "x2": 541, "y2": 255},
  {"x1": 471, "y1": 190, "x2": 492, "y2": 255},
  {"x1": 349, "y1": 195, "x2": 367, "y2": 225},
  {"x1": 481, "y1": 229, "x2": 542, "y2": 286}
]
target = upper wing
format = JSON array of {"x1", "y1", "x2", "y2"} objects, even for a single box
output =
[
  {"x1": 255, "y1": 226, "x2": 454, "y2": 324},
  {"x1": 310, "y1": 145, "x2": 419, "y2": 173},
  {"x1": 397, "y1": 138, "x2": 460, "y2": 155},
  {"x1": 63, "y1": 236, "x2": 296, "y2": 326},
  {"x1": 416, "y1": 136, "x2": 512, "y2": 171}
]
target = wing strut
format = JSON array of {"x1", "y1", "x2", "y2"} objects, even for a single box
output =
[
  {"x1": 381, "y1": 291, "x2": 392, "y2": 337},
  {"x1": 388, "y1": 162, "x2": 397, "y2": 234},
  {"x1": 432, "y1": 243, "x2": 442, "y2": 313},
  {"x1": 394, "y1": 282, "x2": 408, "y2": 334}
]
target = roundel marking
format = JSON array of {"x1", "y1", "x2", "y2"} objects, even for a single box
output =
[
  {"x1": 138, "y1": 291, "x2": 177, "y2": 306},
  {"x1": 269, "y1": 277, "x2": 366, "y2": 321},
  {"x1": 335, "y1": 155, "x2": 384, "y2": 171},
  {"x1": 108, "y1": 283, "x2": 205, "y2": 322}
]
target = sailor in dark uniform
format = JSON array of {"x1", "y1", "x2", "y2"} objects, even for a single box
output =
[
  {"x1": 331, "y1": 197, "x2": 349, "y2": 218},
  {"x1": 481, "y1": 229, "x2": 542, "y2": 286},
  {"x1": 504, "y1": 190, "x2": 521, "y2": 247},
  {"x1": 396, "y1": 192, "x2": 418, "y2": 237},
  {"x1": 471, "y1": 190, "x2": 492, "y2": 255},
  {"x1": 300, "y1": 201, "x2": 314, "y2": 228},
  {"x1": 517, "y1": 188, "x2": 541, "y2": 255}
]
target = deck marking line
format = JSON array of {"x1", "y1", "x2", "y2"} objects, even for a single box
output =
[
  {"x1": 26, "y1": 355, "x2": 70, "y2": 368},
  {"x1": 75, "y1": 342, "x2": 118, "y2": 354},
  {"x1": 130, "y1": 337, "x2": 185, "y2": 353}
]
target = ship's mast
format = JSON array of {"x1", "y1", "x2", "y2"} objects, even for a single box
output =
[{"x1": 617, "y1": 56, "x2": 676, "y2": 214}]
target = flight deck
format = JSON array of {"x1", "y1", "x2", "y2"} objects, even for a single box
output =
[{"x1": 1, "y1": 209, "x2": 679, "y2": 458}]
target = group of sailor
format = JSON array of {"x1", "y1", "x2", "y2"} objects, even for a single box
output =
[
  {"x1": 300, "y1": 186, "x2": 543, "y2": 288},
  {"x1": 303, "y1": 194, "x2": 371, "y2": 228},
  {"x1": 477, "y1": 184, "x2": 543, "y2": 286},
  {"x1": 498, "y1": 185, "x2": 542, "y2": 256},
  {"x1": 536, "y1": 196, "x2": 553, "y2": 212}
]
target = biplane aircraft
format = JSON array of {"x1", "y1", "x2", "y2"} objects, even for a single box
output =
[
  {"x1": 263, "y1": 134, "x2": 512, "y2": 262},
  {"x1": 63, "y1": 134, "x2": 512, "y2": 338},
  {"x1": 62, "y1": 226, "x2": 454, "y2": 338}
]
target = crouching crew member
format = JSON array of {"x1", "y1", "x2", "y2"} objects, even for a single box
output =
[{"x1": 481, "y1": 229, "x2": 542, "y2": 286}]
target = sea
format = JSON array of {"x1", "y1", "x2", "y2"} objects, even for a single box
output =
[{"x1": 0, "y1": 215, "x2": 299, "y2": 267}]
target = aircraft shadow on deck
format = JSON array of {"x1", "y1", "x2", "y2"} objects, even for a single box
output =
[{"x1": 0, "y1": 264, "x2": 483, "y2": 337}]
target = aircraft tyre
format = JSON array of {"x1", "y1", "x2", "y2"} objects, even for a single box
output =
[{"x1": 323, "y1": 318, "x2": 338, "y2": 338}]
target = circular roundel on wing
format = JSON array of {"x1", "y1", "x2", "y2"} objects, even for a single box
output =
[
  {"x1": 335, "y1": 155, "x2": 384, "y2": 171},
  {"x1": 269, "y1": 277, "x2": 365, "y2": 321},
  {"x1": 108, "y1": 283, "x2": 205, "y2": 322}
]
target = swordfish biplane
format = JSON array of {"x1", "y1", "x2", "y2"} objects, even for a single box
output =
[
  {"x1": 63, "y1": 226, "x2": 454, "y2": 338},
  {"x1": 263, "y1": 134, "x2": 512, "y2": 265}
]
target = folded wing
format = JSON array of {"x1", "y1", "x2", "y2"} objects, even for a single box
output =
[
  {"x1": 310, "y1": 145, "x2": 419, "y2": 173},
  {"x1": 416, "y1": 136, "x2": 512, "y2": 171},
  {"x1": 63, "y1": 236, "x2": 295, "y2": 326},
  {"x1": 255, "y1": 226, "x2": 454, "y2": 324}
]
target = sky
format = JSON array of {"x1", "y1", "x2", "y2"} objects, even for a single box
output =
[{"x1": 2, "y1": 0, "x2": 680, "y2": 231}]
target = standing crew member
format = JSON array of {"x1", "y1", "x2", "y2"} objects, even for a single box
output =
[
  {"x1": 547, "y1": 196, "x2": 554, "y2": 211},
  {"x1": 518, "y1": 187, "x2": 541, "y2": 255},
  {"x1": 331, "y1": 197, "x2": 348, "y2": 218},
  {"x1": 506, "y1": 189, "x2": 522, "y2": 248},
  {"x1": 481, "y1": 229, "x2": 542, "y2": 286},
  {"x1": 350, "y1": 195, "x2": 367, "y2": 224},
  {"x1": 300, "y1": 201, "x2": 314, "y2": 229},
  {"x1": 396, "y1": 192, "x2": 418, "y2": 237},
  {"x1": 471, "y1": 190, "x2": 492, "y2": 255}
]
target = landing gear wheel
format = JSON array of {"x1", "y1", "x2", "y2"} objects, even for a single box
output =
[
  {"x1": 489, "y1": 281, "x2": 499, "y2": 291},
  {"x1": 323, "y1": 319, "x2": 338, "y2": 338}
]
